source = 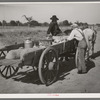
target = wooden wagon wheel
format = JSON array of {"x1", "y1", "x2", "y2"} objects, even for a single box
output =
[
  {"x1": 75, "y1": 48, "x2": 79, "y2": 68},
  {"x1": 0, "y1": 65, "x2": 19, "y2": 79},
  {"x1": 38, "y1": 47, "x2": 59, "y2": 86}
]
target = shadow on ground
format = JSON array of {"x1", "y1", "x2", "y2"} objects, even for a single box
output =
[
  {"x1": 0, "y1": 56, "x2": 5, "y2": 60},
  {"x1": 86, "y1": 59, "x2": 95, "y2": 72},
  {"x1": 90, "y1": 50, "x2": 100, "y2": 59},
  {"x1": 0, "y1": 33, "x2": 4, "y2": 37},
  {"x1": 58, "y1": 58, "x2": 76, "y2": 80},
  {"x1": 12, "y1": 69, "x2": 41, "y2": 85},
  {"x1": 12, "y1": 57, "x2": 95, "y2": 85},
  {"x1": 12, "y1": 58, "x2": 76, "y2": 85}
]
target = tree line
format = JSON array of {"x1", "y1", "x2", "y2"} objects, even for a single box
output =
[{"x1": 0, "y1": 19, "x2": 89, "y2": 27}]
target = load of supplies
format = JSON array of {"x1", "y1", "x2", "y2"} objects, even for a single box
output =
[{"x1": 5, "y1": 35, "x2": 68, "y2": 60}]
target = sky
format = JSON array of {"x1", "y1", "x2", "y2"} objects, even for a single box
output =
[{"x1": 0, "y1": 2, "x2": 100, "y2": 24}]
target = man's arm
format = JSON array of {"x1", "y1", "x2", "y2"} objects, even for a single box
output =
[{"x1": 67, "y1": 30, "x2": 75, "y2": 41}]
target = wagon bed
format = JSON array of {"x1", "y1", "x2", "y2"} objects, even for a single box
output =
[{"x1": 0, "y1": 38, "x2": 76, "y2": 86}]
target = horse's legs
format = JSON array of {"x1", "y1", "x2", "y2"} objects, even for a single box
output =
[{"x1": 91, "y1": 42, "x2": 94, "y2": 55}]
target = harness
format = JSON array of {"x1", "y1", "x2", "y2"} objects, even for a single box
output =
[
  {"x1": 76, "y1": 29, "x2": 88, "y2": 47},
  {"x1": 76, "y1": 29, "x2": 85, "y2": 40}
]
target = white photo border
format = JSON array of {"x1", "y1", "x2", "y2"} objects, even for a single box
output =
[{"x1": 0, "y1": 2, "x2": 100, "y2": 98}]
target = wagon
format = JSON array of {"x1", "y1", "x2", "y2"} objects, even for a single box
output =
[{"x1": 0, "y1": 36, "x2": 77, "y2": 86}]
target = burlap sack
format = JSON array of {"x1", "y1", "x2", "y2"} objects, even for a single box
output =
[
  {"x1": 20, "y1": 47, "x2": 42, "y2": 65},
  {"x1": 6, "y1": 48, "x2": 23, "y2": 59}
]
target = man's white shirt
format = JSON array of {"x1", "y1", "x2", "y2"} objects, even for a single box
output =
[{"x1": 67, "y1": 28, "x2": 83, "y2": 41}]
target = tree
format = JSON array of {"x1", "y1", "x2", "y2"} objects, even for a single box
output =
[
  {"x1": 10, "y1": 20, "x2": 17, "y2": 26},
  {"x1": 63, "y1": 20, "x2": 69, "y2": 26},
  {"x1": 16, "y1": 21, "x2": 21, "y2": 26},
  {"x1": 30, "y1": 20, "x2": 40, "y2": 26},
  {"x1": 42, "y1": 22, "x2": 49, "y2": 26},
  {"x1": 22, "y1": 15, "x2": 33, "y2": 27},
  {"x1": 2, "y1": 20, "x2": 7, "y2": 26},
  {"x1": 59, "y1": 20, "x2": 71, "y2": 26},
  {"x1": 96, "y1": 23, "x2": 100, "y2": 27},
  {"x1": 0, "y1": 21, "x2": 2, "y2": 26},
  {"x1": 75, "y1": 21, "x2": 88, "y2": 26}
]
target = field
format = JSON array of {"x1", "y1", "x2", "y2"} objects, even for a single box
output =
[
  {"x1": 0, "y1": 26, "x2": 100, "y2": 94},
  {"x1": 0, "y1": 26, "x2": 68, "y2": 47},
  {"x1": 0, "y1": 26, "x2": 48, "y2": 46},
  {"x1": 0, "y1": 25, "x2": 99, "y2": 47}
]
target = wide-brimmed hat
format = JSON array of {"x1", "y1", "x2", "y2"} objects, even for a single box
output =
[
  {"x1": 50, "y1": 15, "x2": 59, "y2": 20},
  {"x1": 71, "y1": 23, "x2": 78, "y2": 28}
]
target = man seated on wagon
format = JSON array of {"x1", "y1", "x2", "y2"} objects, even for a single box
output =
[{"x1": 47, "y1": 15, "x2": 62, "y2": 36}]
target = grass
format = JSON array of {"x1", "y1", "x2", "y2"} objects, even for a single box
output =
[
  {"x1": 0, "y1": 26, "x2": 48, "y2": 46},
  {"x1": 0, "y1": 26, "x2": 69, "y2": 46},
  {"x1": 0, "y1": 25, "x2": 99, "y2": 46}
]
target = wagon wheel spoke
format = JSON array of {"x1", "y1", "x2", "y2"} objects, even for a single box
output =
[
  {"x1": 10, "y1": 66, "x2": 15, "y2": 76},
  {"x1": 39, "y1": 47, "x2": 59, "y2": 86},
  {"x1": 51, "y1": 67, "x2": 58, "y2": 76},
  {"x1": 1, "y1": 65, "x2": 10, "y2": 78},
  {"x1": 48, "y1": 71, "x2": 53, "y2": 82},
  {"x1": 44, "y1": 50, "x2": 54, "y2": 62},
  {"x1": 43, "y1": 57, "x2": 48, "y2": 66},
  {"x1": 46, "y1": 61, "x2": 58, "y2": 84},
  {"x1": 42, "y1": 70, "x2": 53, "y2": 83},
  {"x1": 47, "y1": 50, "x2": 52, "y2": 62},
  {"x1": 5, "y1": 66, "x2": 9, "y2": 77},
  {"x1": 10, "y1": 66, "x2": 18, "y2": 75},
  {"x1": 11, "y1": 66, "x2": 16, "y2": 72},
  {"x1": 52, "y1": 63, "x2": 58, "y2": 74},
  {"x1": 51, "y1": 70, "x2": 55, "y2": 78},
  {"x1": 52, "y1": 69, "x2": 58, "y2": 76},
  {"x1": 46, "y1": 71, "x2": 56, "y2": 84},
  {"x1": 42, "y1": 60, "x2": 50, "y2": 81},
  {"x1": 0, "y1": 65, "x2": 19, "y2": 79},
  {"x1": 42, "y1": 66, "x2": 55, "y2": 83},
  {"x1": 42, "y1": 57, "x2": 57, "y2": 82},
  {"x1": 41, "y1": 65, "x2": 48, "y2": 73},
  {"x1": 1, "y1": 66, "x2": 7, "y2": 73},
  {"x1": 9, "y1": 67, "x2": 12, "y2": 76},
  {"x1": 49, "y1": 50, "x2": 56, "y2": 62},
  {"x1": 44, "y1": 54, "x2": 49, "y2": 63},
  {"x1": 43, "y1": 70, "x2": 49, "y2": 81},
  {"x1": 45, "y1": 71, "x2": 51, "y2": 83},
  {"x1": 42, "y1": 58, "x2": 48, "y2": 69}
]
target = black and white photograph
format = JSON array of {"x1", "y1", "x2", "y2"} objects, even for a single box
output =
[{"x1": 0, "y1": 2, "x2": 100, "y2": 97}]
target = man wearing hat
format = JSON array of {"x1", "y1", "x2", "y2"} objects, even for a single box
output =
[
  {"x1": 47, "y1": 15, "x2": 62, "y2": 36},
  {"x1": 67, "y1": 23, "x2": 88, "y2": 74}
]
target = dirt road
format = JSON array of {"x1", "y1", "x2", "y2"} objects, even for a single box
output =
[{"x1": 0, "y1": 31, "x2": 100, "y2": 94}]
